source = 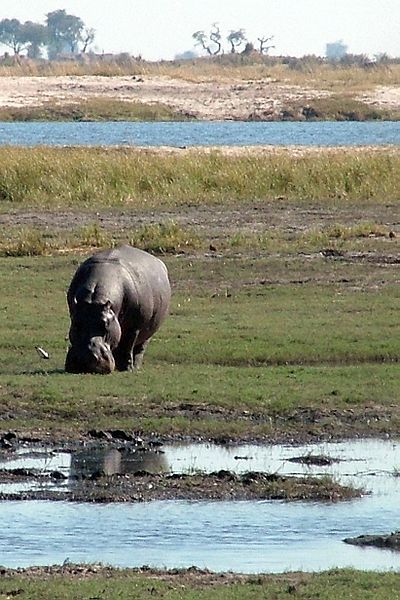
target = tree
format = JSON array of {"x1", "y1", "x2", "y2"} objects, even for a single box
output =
[
  {"x1": 227, "y1": 29, "x2": 246, "y2": 53},
  {"x1": 0, "y1": 18, "x2": 26, "y2": 54},
  {"x1": 209, "y1": 23, "x2": 222, "y2": 55},
  {"x1": 192, "y1": 30, "x2": 211, "y2": 55},
  {"x1": 257, "y1": 35, "x2": 275, "y2": 55},
  {"x1": 46, "y1": 9, "x2": 86, "y2": 58},
  {"x1": 81, "y1": 27, "x2": 95, "y2": 53},
  {"x1": 22, "y1": 21, "x2": 48, "y2": 59},
  {"x1": 192, "y1": 23, "x2": 222, "y2": 55}
]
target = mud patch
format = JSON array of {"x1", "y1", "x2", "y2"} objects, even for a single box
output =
[
  {"x1": 0, "y1": 468, "x2": 359, "y2": 503},
  {"x1": 287, "y1": 454, "x2": 340, "y2": 466}
]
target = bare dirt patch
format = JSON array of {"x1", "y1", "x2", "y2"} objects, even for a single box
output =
[
  {"x1": 360, "y1": 85, "x2": 400, "y2": 110},
  {"x1": 1, "y1": 190, "x2": 399, "y2": 240}
]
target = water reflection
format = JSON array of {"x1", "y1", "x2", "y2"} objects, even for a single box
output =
[
  {"x1": 70, "y1": 447, "x2": 168, "y2": 478},
  {"x1": 1, "y1": 439, "x2": 400, "y2": 572}
]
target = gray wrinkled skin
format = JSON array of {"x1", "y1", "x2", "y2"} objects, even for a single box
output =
[{"x1": 65, "y1": 246, "x2": 171, "y2": 374}]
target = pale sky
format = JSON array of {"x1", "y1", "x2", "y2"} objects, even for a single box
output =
[{"x1": 0, "y1": 0, "x2": 399, "y2": 61}]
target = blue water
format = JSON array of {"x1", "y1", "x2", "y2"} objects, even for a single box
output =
[
  {"x1": 1, "y1": 439, "x2": 400, "y2": 572},
  {"x1": 2, "y1": 497, "x2": 399, "y2": 573},
  {"x1": 0, "y1": 120, "x2": 399, "y2": 147}
]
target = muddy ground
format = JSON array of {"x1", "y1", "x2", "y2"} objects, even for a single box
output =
[
  {"x1": 0, "y1": 464, "x2": 358, "y2": 503},
  {"x1": 0, "y1": 75, "x2": 398, "y2": 120},
  {"x1": 1, "y1": 185, "x2": 400, "y2": 250}
]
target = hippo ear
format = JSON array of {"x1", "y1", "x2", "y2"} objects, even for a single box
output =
[{"x1": 103, "y1": 300, "x2": 112, "y2": 310}]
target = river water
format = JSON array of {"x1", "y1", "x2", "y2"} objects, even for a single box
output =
[
  {"x1": 1, "y1": 439, "x2": 400, "y2": 572},
  {"x1": 0, "y1": 121, "x2": 400, "y2": 147}
]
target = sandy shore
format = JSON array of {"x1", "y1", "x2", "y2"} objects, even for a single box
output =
[
  {"x1": 0, "y1": 74, "x2": 343, "y2": 120},
  {"x1": 0, "y1": 74, "x2": 398, "y2": 120}
]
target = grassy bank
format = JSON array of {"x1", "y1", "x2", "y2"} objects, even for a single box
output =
[
  {"x1": 0, "y1": 98, "x2": 189, "y2": 122},
  {"x1": 0, "y1": 95, "x2": 397, "y2": 122},
  {"x1": 1, "y1": 567, "x2": 400, "y2": 600},
  {"x1": 1, "y1": 146, "x2": 400, "y2": 209}
]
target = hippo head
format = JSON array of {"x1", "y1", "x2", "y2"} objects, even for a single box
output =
[{"x1": 65, "y1": 300, "x2": 121, "y2": 374}]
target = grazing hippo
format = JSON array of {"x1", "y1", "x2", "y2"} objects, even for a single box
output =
[{"x1": 65, "y1": 245, "x2": 171, "y2": 374}]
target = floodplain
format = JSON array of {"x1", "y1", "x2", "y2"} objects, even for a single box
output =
[{"x1": 1, "y1": 144, "x2": 400, "y2": 596}]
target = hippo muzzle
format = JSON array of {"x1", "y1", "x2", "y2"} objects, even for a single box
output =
[{"x1": 65, "y1": 336, "x2": 115, "y2": 374}]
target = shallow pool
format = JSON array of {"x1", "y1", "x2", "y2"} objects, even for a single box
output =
[{"x1": 1, "y1": 439, "x2": 399, "y2": 573}]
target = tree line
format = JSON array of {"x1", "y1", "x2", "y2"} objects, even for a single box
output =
[
  {"x1": 0, "y1": 9, "x2": 94, "y2": 59},
  {"x1": 192, "y1": 24, "x2": 274, "y2": 56}
]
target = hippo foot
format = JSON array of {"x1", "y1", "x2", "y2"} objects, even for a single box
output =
[{"x1": 114, "y1": 343, "x2": 147, "y2": 372}]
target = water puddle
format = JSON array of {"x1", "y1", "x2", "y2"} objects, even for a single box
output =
[{"x1": 0, "y1": 438, "x2": 400, "y2": 572}]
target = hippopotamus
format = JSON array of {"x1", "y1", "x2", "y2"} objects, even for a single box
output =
[{"x1": 65, "y1": 245, "x2": 171, "y2": 374}]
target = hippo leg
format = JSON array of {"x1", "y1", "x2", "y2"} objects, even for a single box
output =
[
  {"x1": 132, "y1": 341, "x2": 149, "y2": 369},
  {"x1": 113, "y1": 329, "x2": 139, "y2": 371},
  {"x1": 65, "y1": 347, "x2": 85, "y2": 374}
]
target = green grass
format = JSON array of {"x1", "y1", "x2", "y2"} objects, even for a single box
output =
[
  {"x1": 1, "y1": 147, "x2": 400, "y2": 209},
  {"x1": 290, "y1": 95, "x2": 400, "y2": 121},
  {"x1": 0, "y1": 97, "x2": 189, "y2": 122},
  {"x1": 0, "y1": 147, "x2": 400, "y2": 439},
  {"x1": 1, "y1": 253, "x2": 400, "y2": 438},
  {"x1": 1, "y1": 568, "x2": 400, "y2": 600},
  {"x1": 0, "y1": 221, "x2": 202, "y2": 256}
]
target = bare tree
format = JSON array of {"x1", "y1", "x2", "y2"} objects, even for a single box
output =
[
  {"x1": 192, "y1": 23, "x2": 222, "y2": 55},
  {"x1": 81, "y1": 27, "x2": 95, "y2": 53},
  {"x1": 209, "y1": 23, "x2": 222, "y2": 55},
  {"x1": 257, "y1": 35, "x2": 275, "y2": 55},
  {"x1": 192, "y1": 30, "x2": 212, "y2": 55}
]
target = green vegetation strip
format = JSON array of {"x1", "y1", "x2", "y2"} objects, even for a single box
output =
[
  {"x1": 1, "y1": 218, "x2": 396, "y2": 257},
  {"x1": 1, "y1": 567, "x2": 400, "y2": 600},
  {"x1": 0, "y1": 98, "x2": 188, "y2": 122},
  {"x1": 1, "y1": 147, "x2": 400, "y2": 208}
]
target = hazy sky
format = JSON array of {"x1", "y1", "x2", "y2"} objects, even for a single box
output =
[{"x1": 0, "y1": 0, "x2": 399, "y2": 60}]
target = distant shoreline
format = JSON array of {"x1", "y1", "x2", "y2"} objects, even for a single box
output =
[{"x1": 0, "y1": 75, "x2": 398, "y2": 121}]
